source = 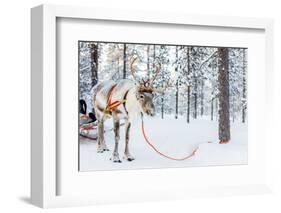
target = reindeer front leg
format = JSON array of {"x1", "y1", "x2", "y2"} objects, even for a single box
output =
[
  {"x1": 124, "y1": 120, "x2": 135, "y2": 161},
  {"x1": 97, "y1": 115, "x2": 109, "y2": 153},
  {"x1": 111, "y1": 117, "x2": 121, "y2": 163}
]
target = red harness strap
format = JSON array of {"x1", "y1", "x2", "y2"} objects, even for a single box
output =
[{"x1": 103, "y1": 84, "x2": 126, "y2": 115}]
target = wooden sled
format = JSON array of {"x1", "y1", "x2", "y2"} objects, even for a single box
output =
[
  {"x1": 80, "y1": 112, "x2": 98, "y2": 140},
  {"x1": 79, "y1": 121, "x2": 125, "y2": 140}
]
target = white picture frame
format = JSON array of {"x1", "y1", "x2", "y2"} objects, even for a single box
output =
[{"x1": 31, "y1": 4, "x2": 274, "y2": 208}]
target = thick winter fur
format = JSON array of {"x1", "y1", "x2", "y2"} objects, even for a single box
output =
[{"x1": 92, "y1": 79, "x2": 155, "y2": 162}]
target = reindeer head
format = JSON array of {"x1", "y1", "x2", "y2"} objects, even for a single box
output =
[
  {"x1": 135, "y1": 83, "x2": 155, "y2": 116},
  {"x1": 129, "y1": 56, "x2": 171, "y2": 117}
]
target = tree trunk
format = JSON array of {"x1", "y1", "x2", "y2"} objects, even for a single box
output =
[
  {"x1": 200, "y1": 80, "x2": 204, "y2": 116},
  {"x1": 123, "y1": 43, "x2": 127, "y2": 79},
  {"x1": 90, "y1": 43, "x2": 98, "y2": 87},
  {"x1": 193, "y1": 55, "x2": 198, "y2": 119},
  {"x1": 242, "y1": 48, "x2": 247, "y2": 123},
  {"x1": 232, "y1": 95, "x2": 235, "y2": 123},
  {"x1": 218, "y1": 48, "x2": 230, "y2": 143},
  {"x1": 117, "y1": 56, "x2": 120, "y2": 75},
  {"x1": 193, "y1": 93, "x2": 197, "y2": 119},
  {"x1": 161, "y1": 97, "x2": 164, "y2": 119},
  {"x1": 147, "y1": 45, "x2": 150, "y2": 79},
  {"x1": 187, "y1": 47, "x2": 191, "y2": 123},
  {"x1": 175, "y1": 79, "x2": 179, "y2": 119},
  {"x1": 211, "y1": 97, "x2": 214, "y2": 121},
  {"x1": 193, "y1": 78, "x2": 197, "y2": 119},
  {"x1": 187, "y1": 86, "x2": 190, "y2": 123},
  {"x1": 175, "y1": 47, "x2": 179, "y2": 119},
  {"x1": 215, "y1": 98, "x2": 218, "y2": 121},
  {"x1": 153, "y1": 45, "x2": 156, "y2": 64}
]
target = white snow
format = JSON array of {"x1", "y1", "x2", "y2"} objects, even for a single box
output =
[{"x1": 79, "y1": 116, "x2": 247, "y2": 171}]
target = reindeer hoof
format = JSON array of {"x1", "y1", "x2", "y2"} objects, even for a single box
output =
[
  {"x1": 219, "y1": 140, "x2": 229, "y2": 144},
  {"x1": 123, "y1": 155, "x2": 135, "y2": 162},
  {"x1": 97, "y1": 147, "x2": 104, "y2": 153},
  {"x1": 111, "y1": 154, "x2": 121, "y2": 163},
  {"x1": 110, "y1": 158, "x2": 122, "y2": 163},
  {"x1": 98, "y1": 144, "x2": 109, "y2": 153}
]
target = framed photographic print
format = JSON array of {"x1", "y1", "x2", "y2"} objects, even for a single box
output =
[
  {"x1": 31, "y1": 4, "x2": 274, "y2": 208},
  {"x1": 78, "y1": 40, "x2": 248, "y2": 171}
]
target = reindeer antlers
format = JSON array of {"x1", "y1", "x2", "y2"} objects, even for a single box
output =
[
  {"x1": 129, "y1": 56, "x2": 138, "y2": 82},
  {"x1": 150, "y1": 62, "x2": 172, "y2": 94},
  {"x1": 128, "y1": 55, "x2": 171, "y2": 93},
  {"x1": 129, "y1": 56, "x2": 161, "y2": 85},
  {"x1": 153, "y1": 77, "x2": 172, "y2": 94},
  {"x1": 149, "y1": 63, "x2": 161, "y2": 84}
]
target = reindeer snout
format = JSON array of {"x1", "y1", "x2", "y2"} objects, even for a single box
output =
[
  {"x1": 146, "y1": 109, "x2": 155, "y2": 117},
  {"x1": 147, "y1": 103, "x2": 155, "y2": 117},
  {"x1": 150, "y1": 107, "x2": 156, "y2": 116},
  {"x1": 150, "y1": 110, "x2": 155, "y2": 117}
]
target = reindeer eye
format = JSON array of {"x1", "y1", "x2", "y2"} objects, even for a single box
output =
[{"x1": 140, "y1": 94, "x2": 144, "y2": 99}]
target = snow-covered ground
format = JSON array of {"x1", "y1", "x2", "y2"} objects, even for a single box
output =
[{"x1": 79, "y1": 115, "x2": 247, "y2": 171}]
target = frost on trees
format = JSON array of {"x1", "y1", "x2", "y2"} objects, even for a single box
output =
[
  {"x1": 79, "y1": 42, "x2": 95, "y2": 111},
  {"x1": 79, "y1": 41, "x2": 247, "y2": 142}
]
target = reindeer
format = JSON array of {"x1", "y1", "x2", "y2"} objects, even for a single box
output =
[{"x1": 91, "y1": 57, "x2": 169, "y2": 162}]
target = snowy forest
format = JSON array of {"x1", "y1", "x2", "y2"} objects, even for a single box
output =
[
  {"x1": 79, "y1": 41, "x2": 248, "y2": 170},
  {"x1": 79, "y1": 42, "x2": 247, "y2": 123}
]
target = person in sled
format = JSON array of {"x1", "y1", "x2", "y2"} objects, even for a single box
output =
[{"x1": 80, "y1": 99, "x2": 97, "y2": 124}]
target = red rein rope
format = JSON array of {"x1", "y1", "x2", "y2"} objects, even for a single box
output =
[{"x1": 141, "y1": 117, "x2": 200, "y2": 161}]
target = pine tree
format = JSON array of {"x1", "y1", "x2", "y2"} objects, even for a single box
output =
[
  {"x1": 186, "y1": 47, "x2": 191, "y2": 123},
  {"x1": 89, "y1": 43, "x2": 98, "y2": 87},
  {"x1": 218, "y1": 48, "x2": 230, "y2": 143},
  {"x1": 175, "y1": 46, "x2": 179, "y2": 119},
  {"x1": 242, "y1": 49, "x2": 247, "y2": 123},
  {"x1": 123, "y1": 43, "x2": 127, "y2": 79}
]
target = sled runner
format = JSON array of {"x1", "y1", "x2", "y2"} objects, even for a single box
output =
[
  {"x1": 80, "y1": 119, "x2": 126, "y2": 140},
  {"x1": 80, "y1": 114, "x2": 98, "y2": 140},
  {"x1": 80, "y1": 99, "x2": 126, "y2": 140}
]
